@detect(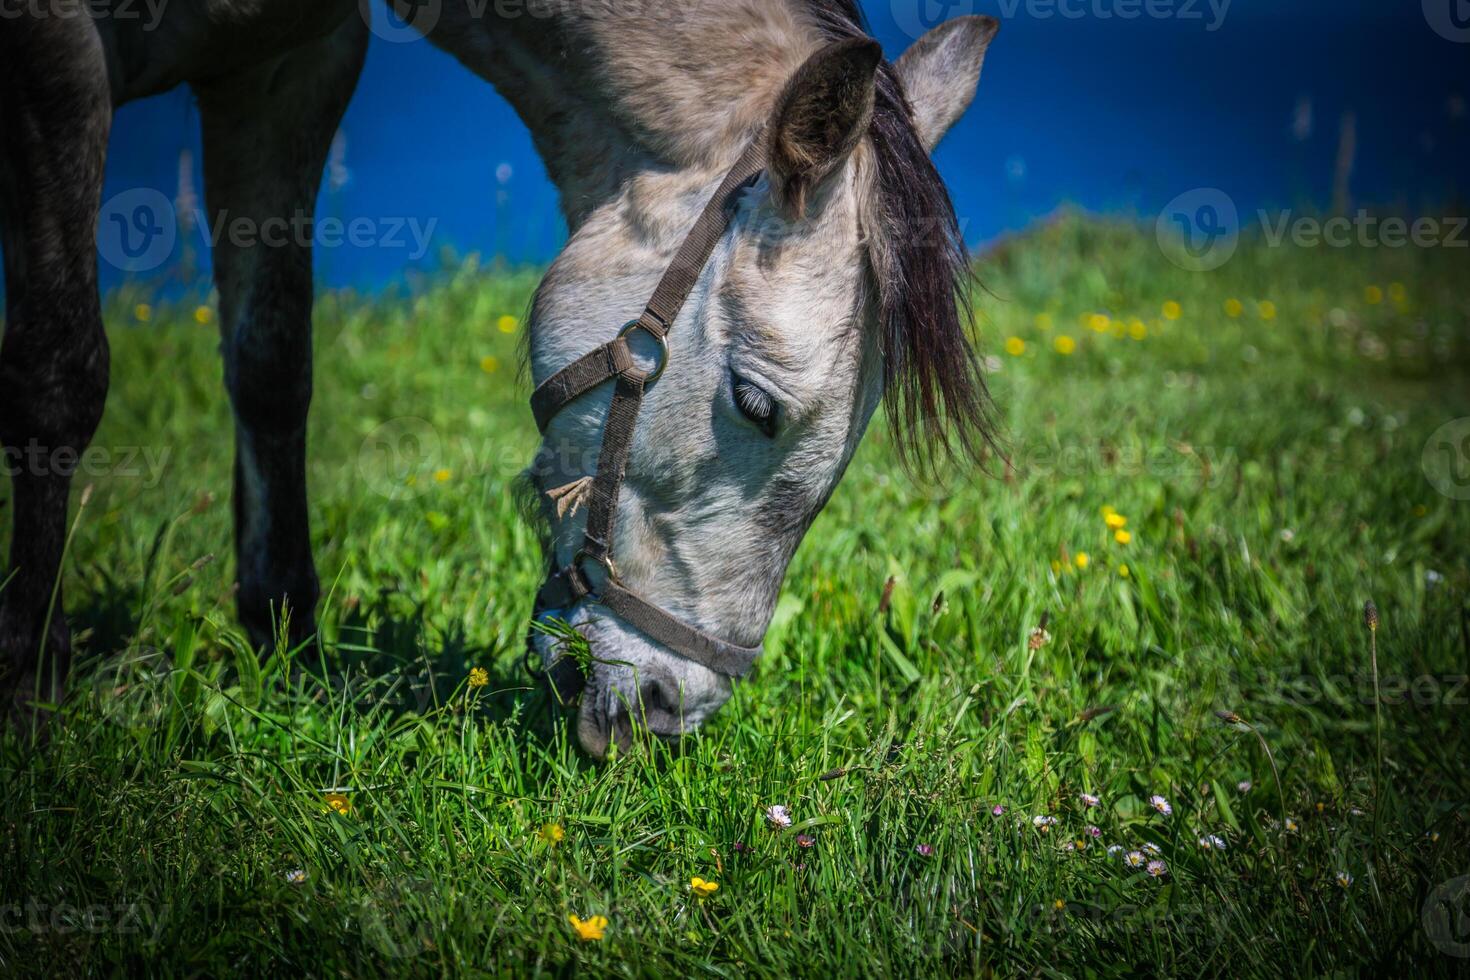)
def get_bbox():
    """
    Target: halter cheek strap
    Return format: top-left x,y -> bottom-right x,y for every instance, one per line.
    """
528,132 -> 769,681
